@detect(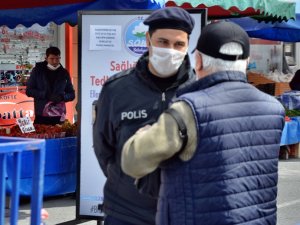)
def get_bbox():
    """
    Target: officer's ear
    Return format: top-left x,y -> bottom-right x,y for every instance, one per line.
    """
146,32 -> 151,48
195,52 -> 206,79
195,52 -> 203,72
